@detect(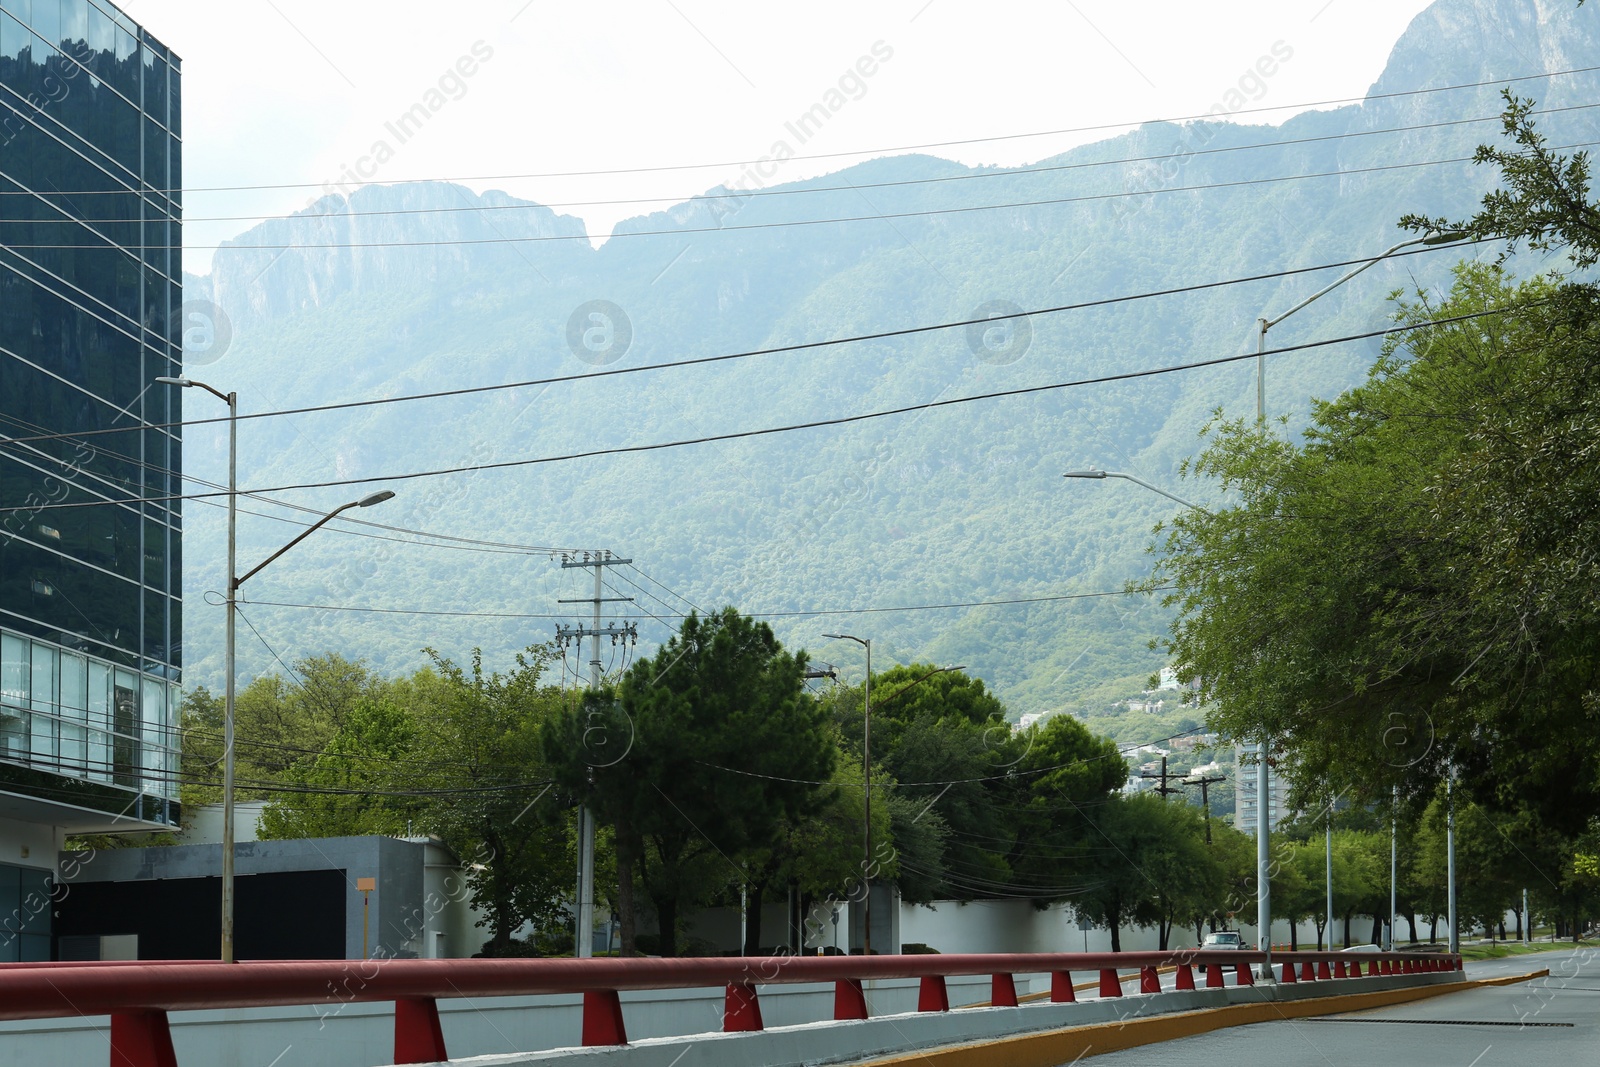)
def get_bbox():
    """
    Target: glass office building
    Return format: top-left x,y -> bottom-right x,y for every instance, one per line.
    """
0,0 -> 182,957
